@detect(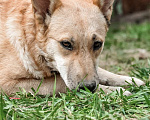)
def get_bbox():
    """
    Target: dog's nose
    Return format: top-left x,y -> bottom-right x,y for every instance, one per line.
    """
78,81 -> 97,93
